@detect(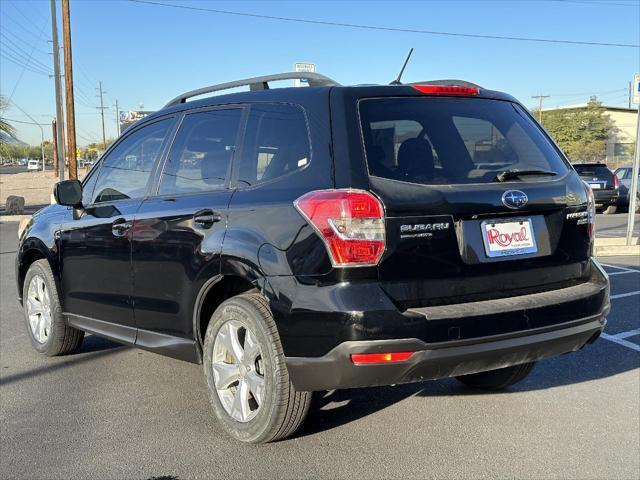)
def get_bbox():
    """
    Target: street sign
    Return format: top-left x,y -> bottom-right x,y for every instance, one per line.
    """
633,73 -> 640,105
294,62 -> 316,88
